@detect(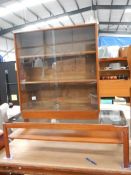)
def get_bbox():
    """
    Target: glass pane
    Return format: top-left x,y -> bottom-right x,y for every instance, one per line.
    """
16,25 -> 98,112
